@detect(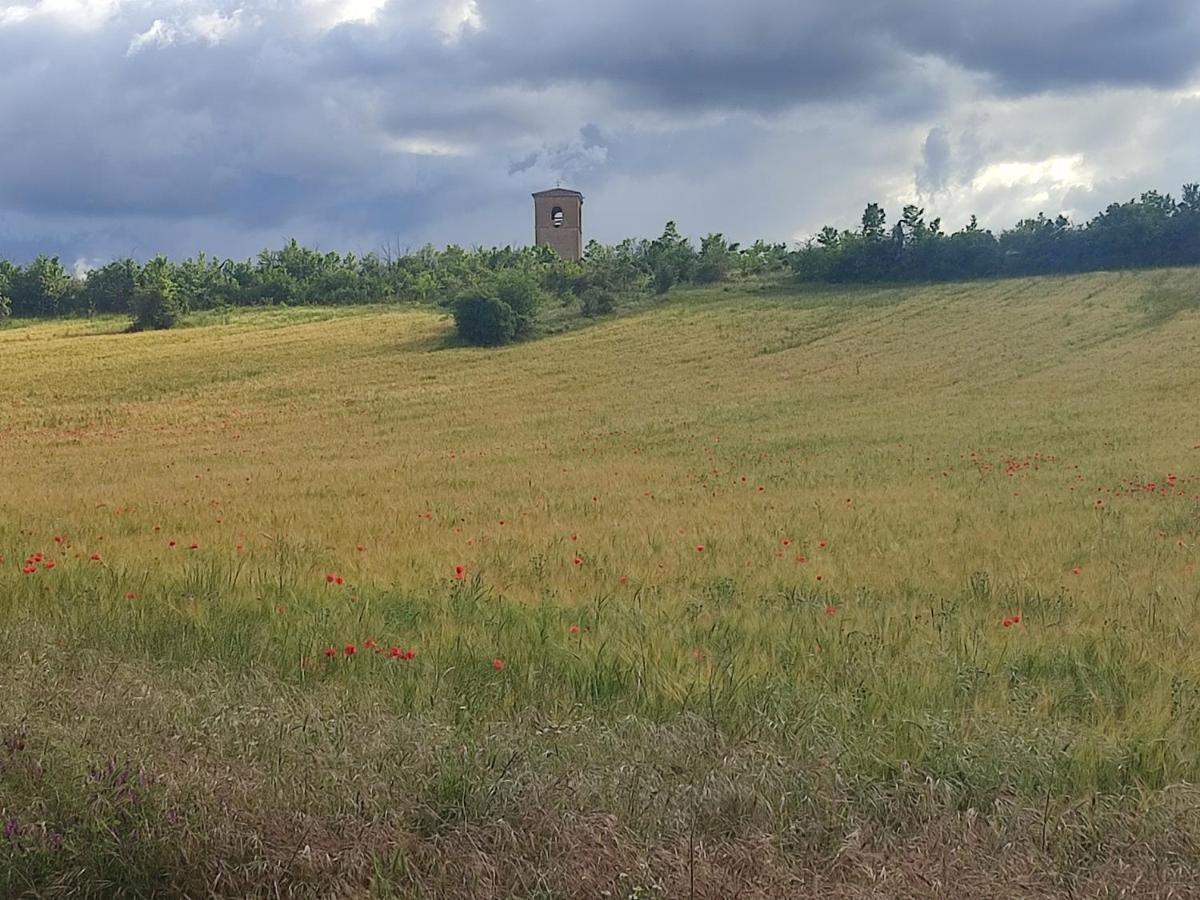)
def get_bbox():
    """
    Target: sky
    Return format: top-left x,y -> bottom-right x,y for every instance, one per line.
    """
1,0 -> 1199,266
